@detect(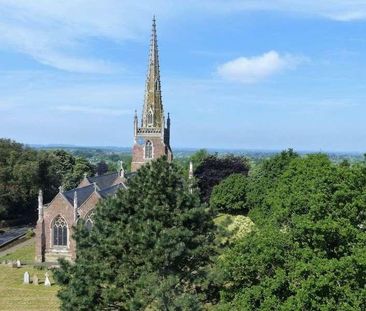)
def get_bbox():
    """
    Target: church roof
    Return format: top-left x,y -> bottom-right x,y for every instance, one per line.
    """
63,182 -> 125,207
63,184 -> 95,207
99,183 -> 126,198
87,172 -> 120,190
